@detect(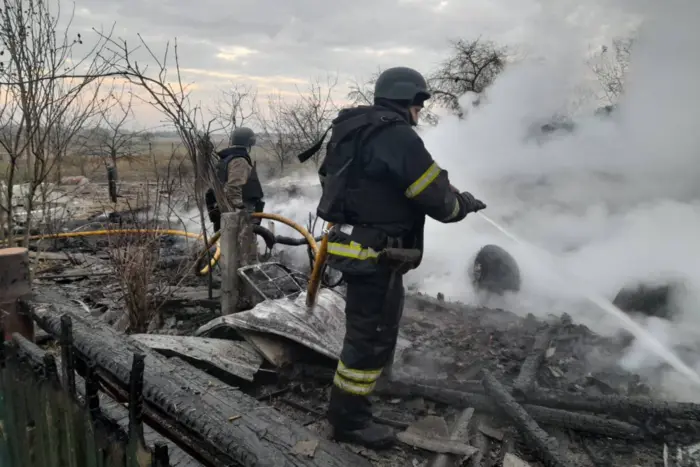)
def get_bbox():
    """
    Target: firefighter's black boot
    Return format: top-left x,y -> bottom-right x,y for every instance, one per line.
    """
328,386 -> 397,450
333,422 -> 397,450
